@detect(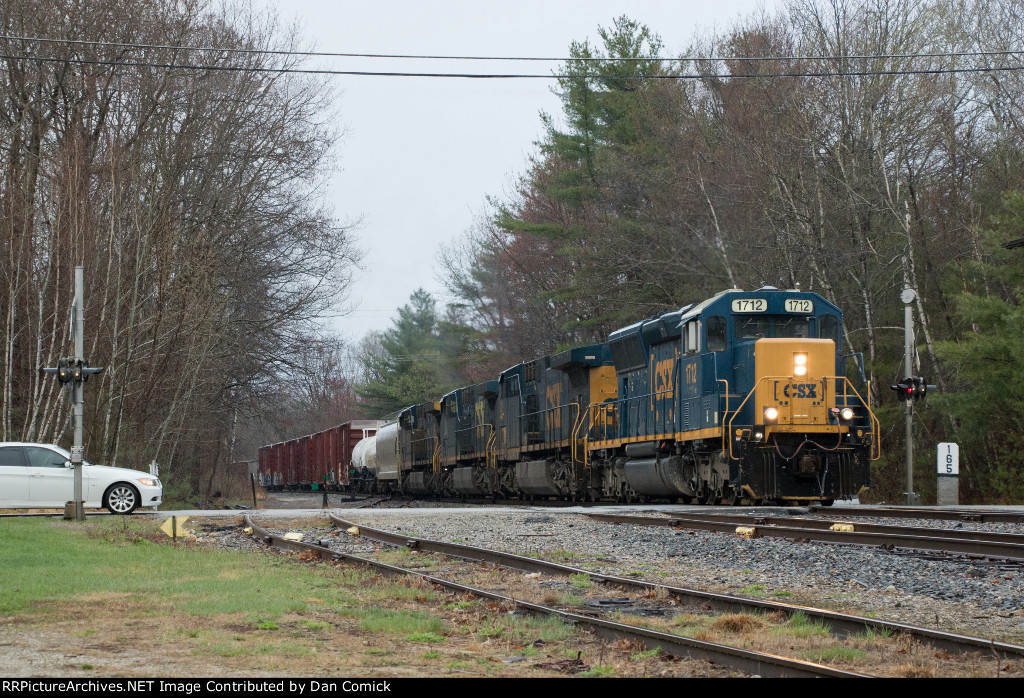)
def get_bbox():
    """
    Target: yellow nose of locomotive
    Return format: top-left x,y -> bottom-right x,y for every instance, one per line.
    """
755,338 -> 836,427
